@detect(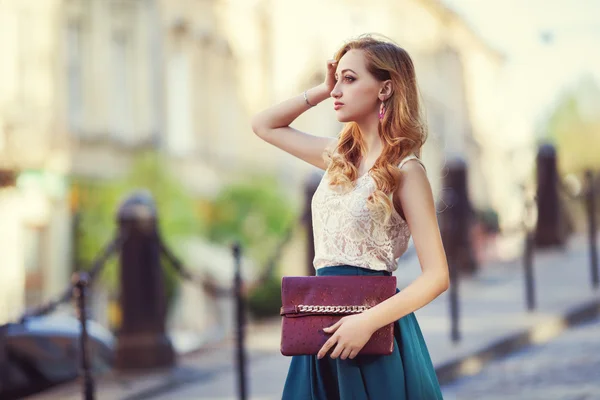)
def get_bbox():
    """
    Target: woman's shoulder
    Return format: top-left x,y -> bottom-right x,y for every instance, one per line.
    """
395,154 -> 431,202
397,153 -> 426,172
